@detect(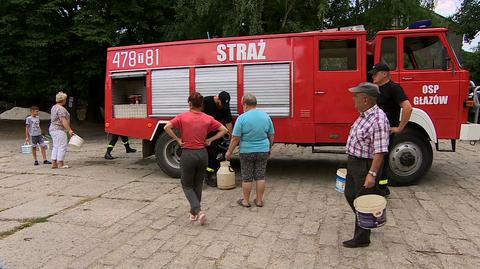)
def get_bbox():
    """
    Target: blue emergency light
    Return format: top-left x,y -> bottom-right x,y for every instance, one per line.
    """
408,19 -> 432,29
